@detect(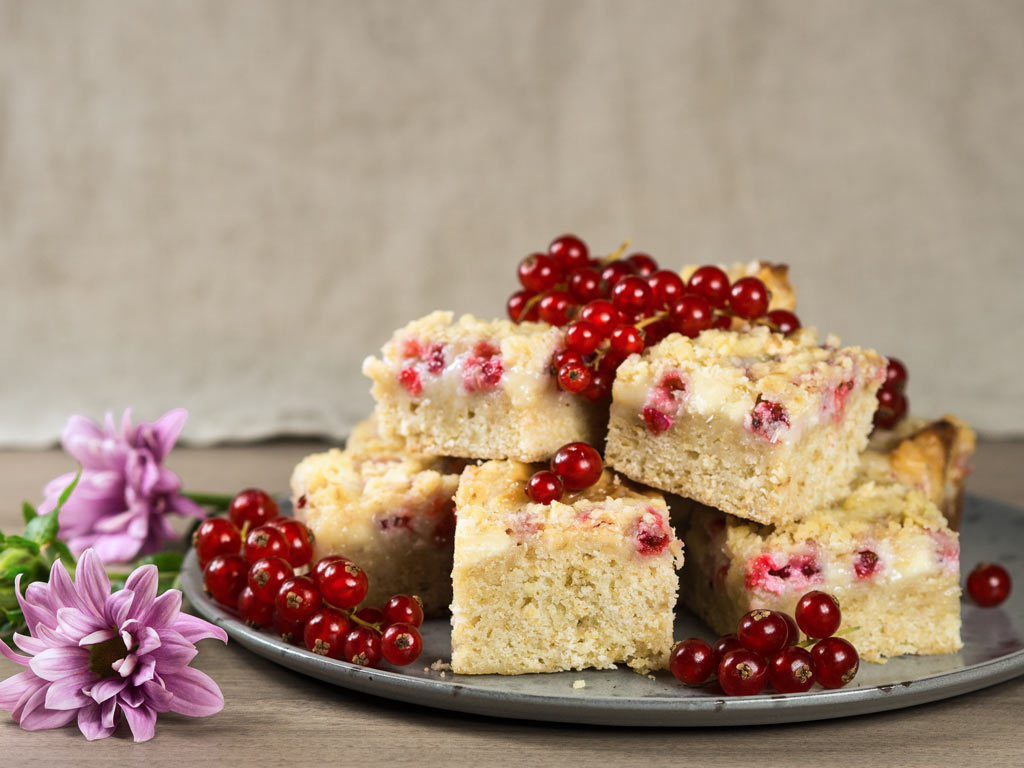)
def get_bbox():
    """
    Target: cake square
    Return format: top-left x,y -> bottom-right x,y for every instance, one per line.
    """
677,482 -> 962,662
449,460 -> 683,675
605,326 -> 887,526
363,311 -> 604,462
290,417 -> 464,617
